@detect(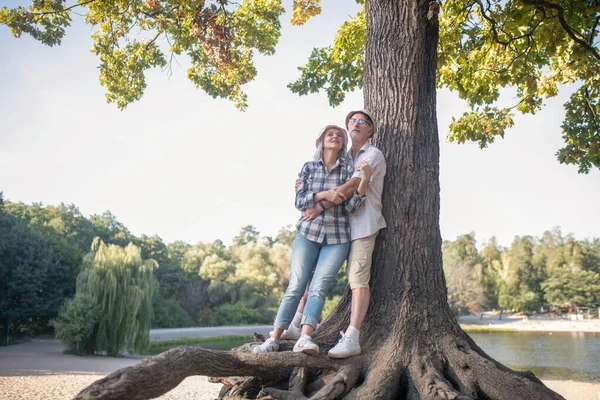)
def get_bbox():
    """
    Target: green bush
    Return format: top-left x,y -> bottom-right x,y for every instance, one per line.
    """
152,295 -> 194,328
322,295 -> 342,320
199,303 -> 275,326
51,294 -> 99,355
